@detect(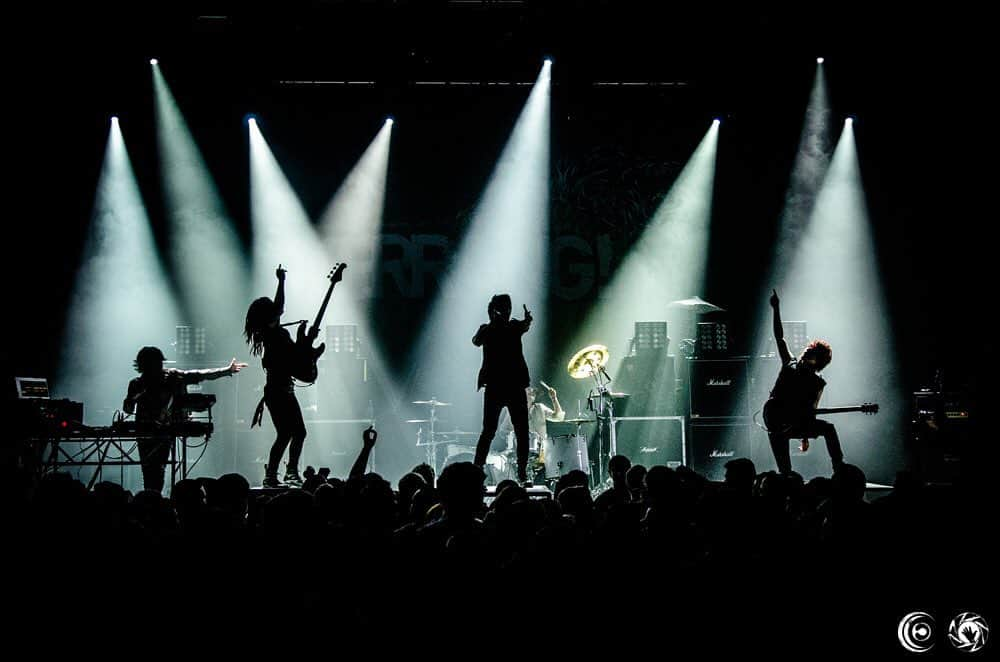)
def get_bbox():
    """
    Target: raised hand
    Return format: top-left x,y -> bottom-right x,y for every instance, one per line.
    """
228,358 -> 248,375
769,289 -> 779,309
540,380 -> 556,396
363,425 -> 378,448
523,304 -> 533,322
276,264 -> 287,281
